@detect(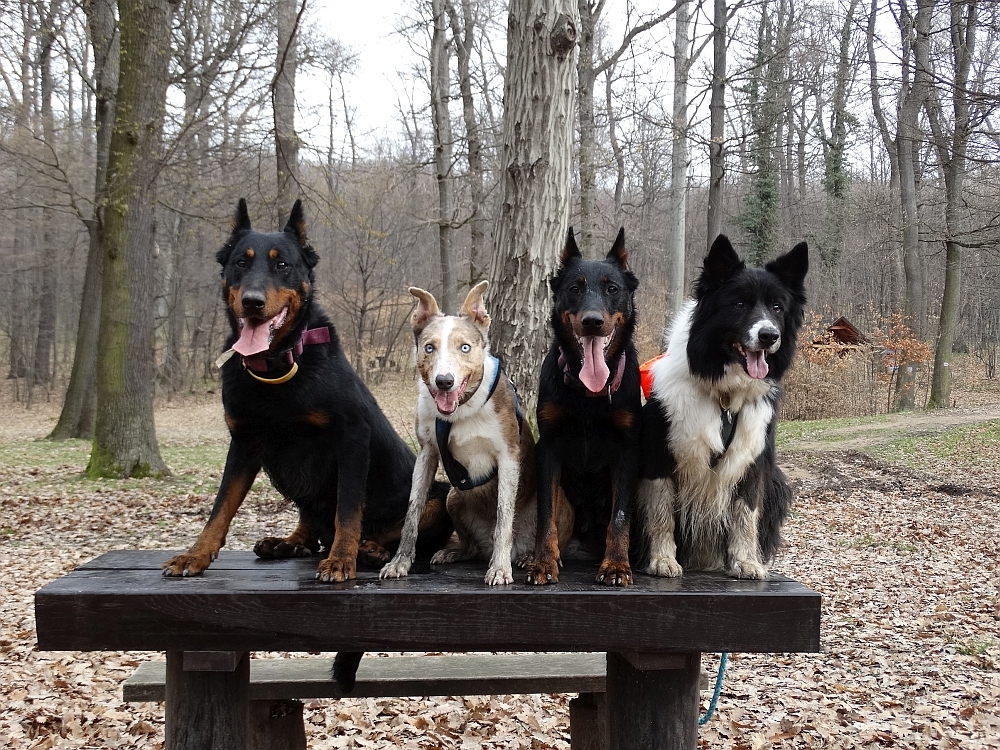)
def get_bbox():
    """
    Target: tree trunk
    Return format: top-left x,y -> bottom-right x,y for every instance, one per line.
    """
447,0 -> 487,287
926,0 -> 976,409
88,0 -> 174,478
488,0 -> 579,413
50,0 -> 118,439
430,0 -> 456,313
274,0 -> 299,208
706,0 -> 727,250
665,0 -> 690,319
576,0 -> 598,257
